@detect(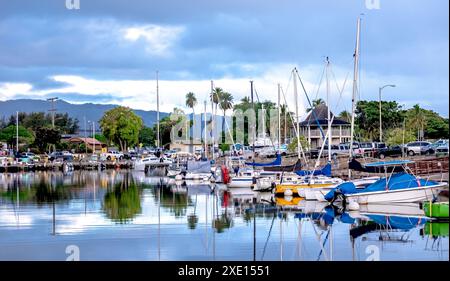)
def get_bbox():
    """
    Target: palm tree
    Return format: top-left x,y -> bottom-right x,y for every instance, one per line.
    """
210,87 -> 224,145
338,110 -> 351,123
218,92 -> 234,141
306,98 -> 325,112
408,104 -> 427,140
185,92 -> 197,148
